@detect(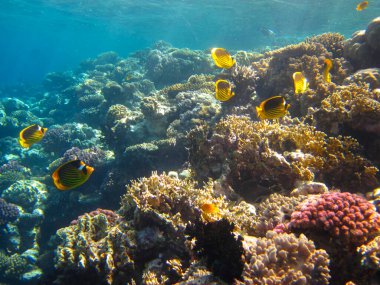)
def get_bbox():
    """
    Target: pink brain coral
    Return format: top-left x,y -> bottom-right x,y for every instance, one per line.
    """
289,192 -> 380,246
